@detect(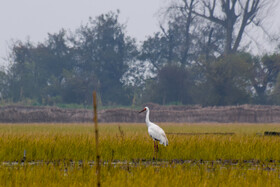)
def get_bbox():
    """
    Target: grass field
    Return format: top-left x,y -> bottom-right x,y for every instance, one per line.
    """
0,123 -> 280,186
